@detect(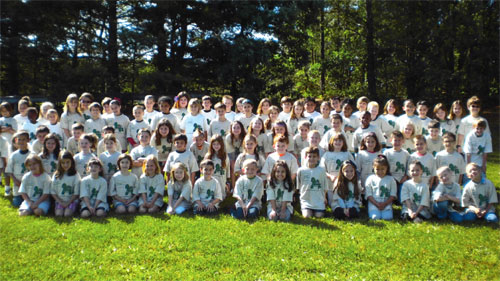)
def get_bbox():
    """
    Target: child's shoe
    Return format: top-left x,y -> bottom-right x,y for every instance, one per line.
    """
413,217 -> 423,224
4,186 -> 11,196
